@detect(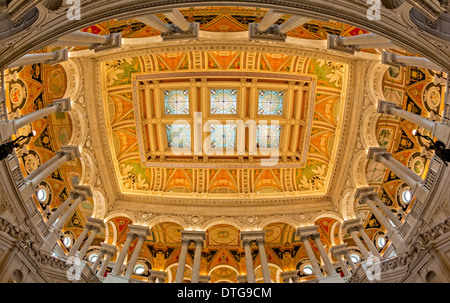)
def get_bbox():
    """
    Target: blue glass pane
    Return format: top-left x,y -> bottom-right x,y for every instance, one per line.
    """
166,124 -> 191,148
257,125 -> 281,148
258,90 -> 284,115
164,90 -> 189,114
210,89 -> 237,114
210,124 -> 236,148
